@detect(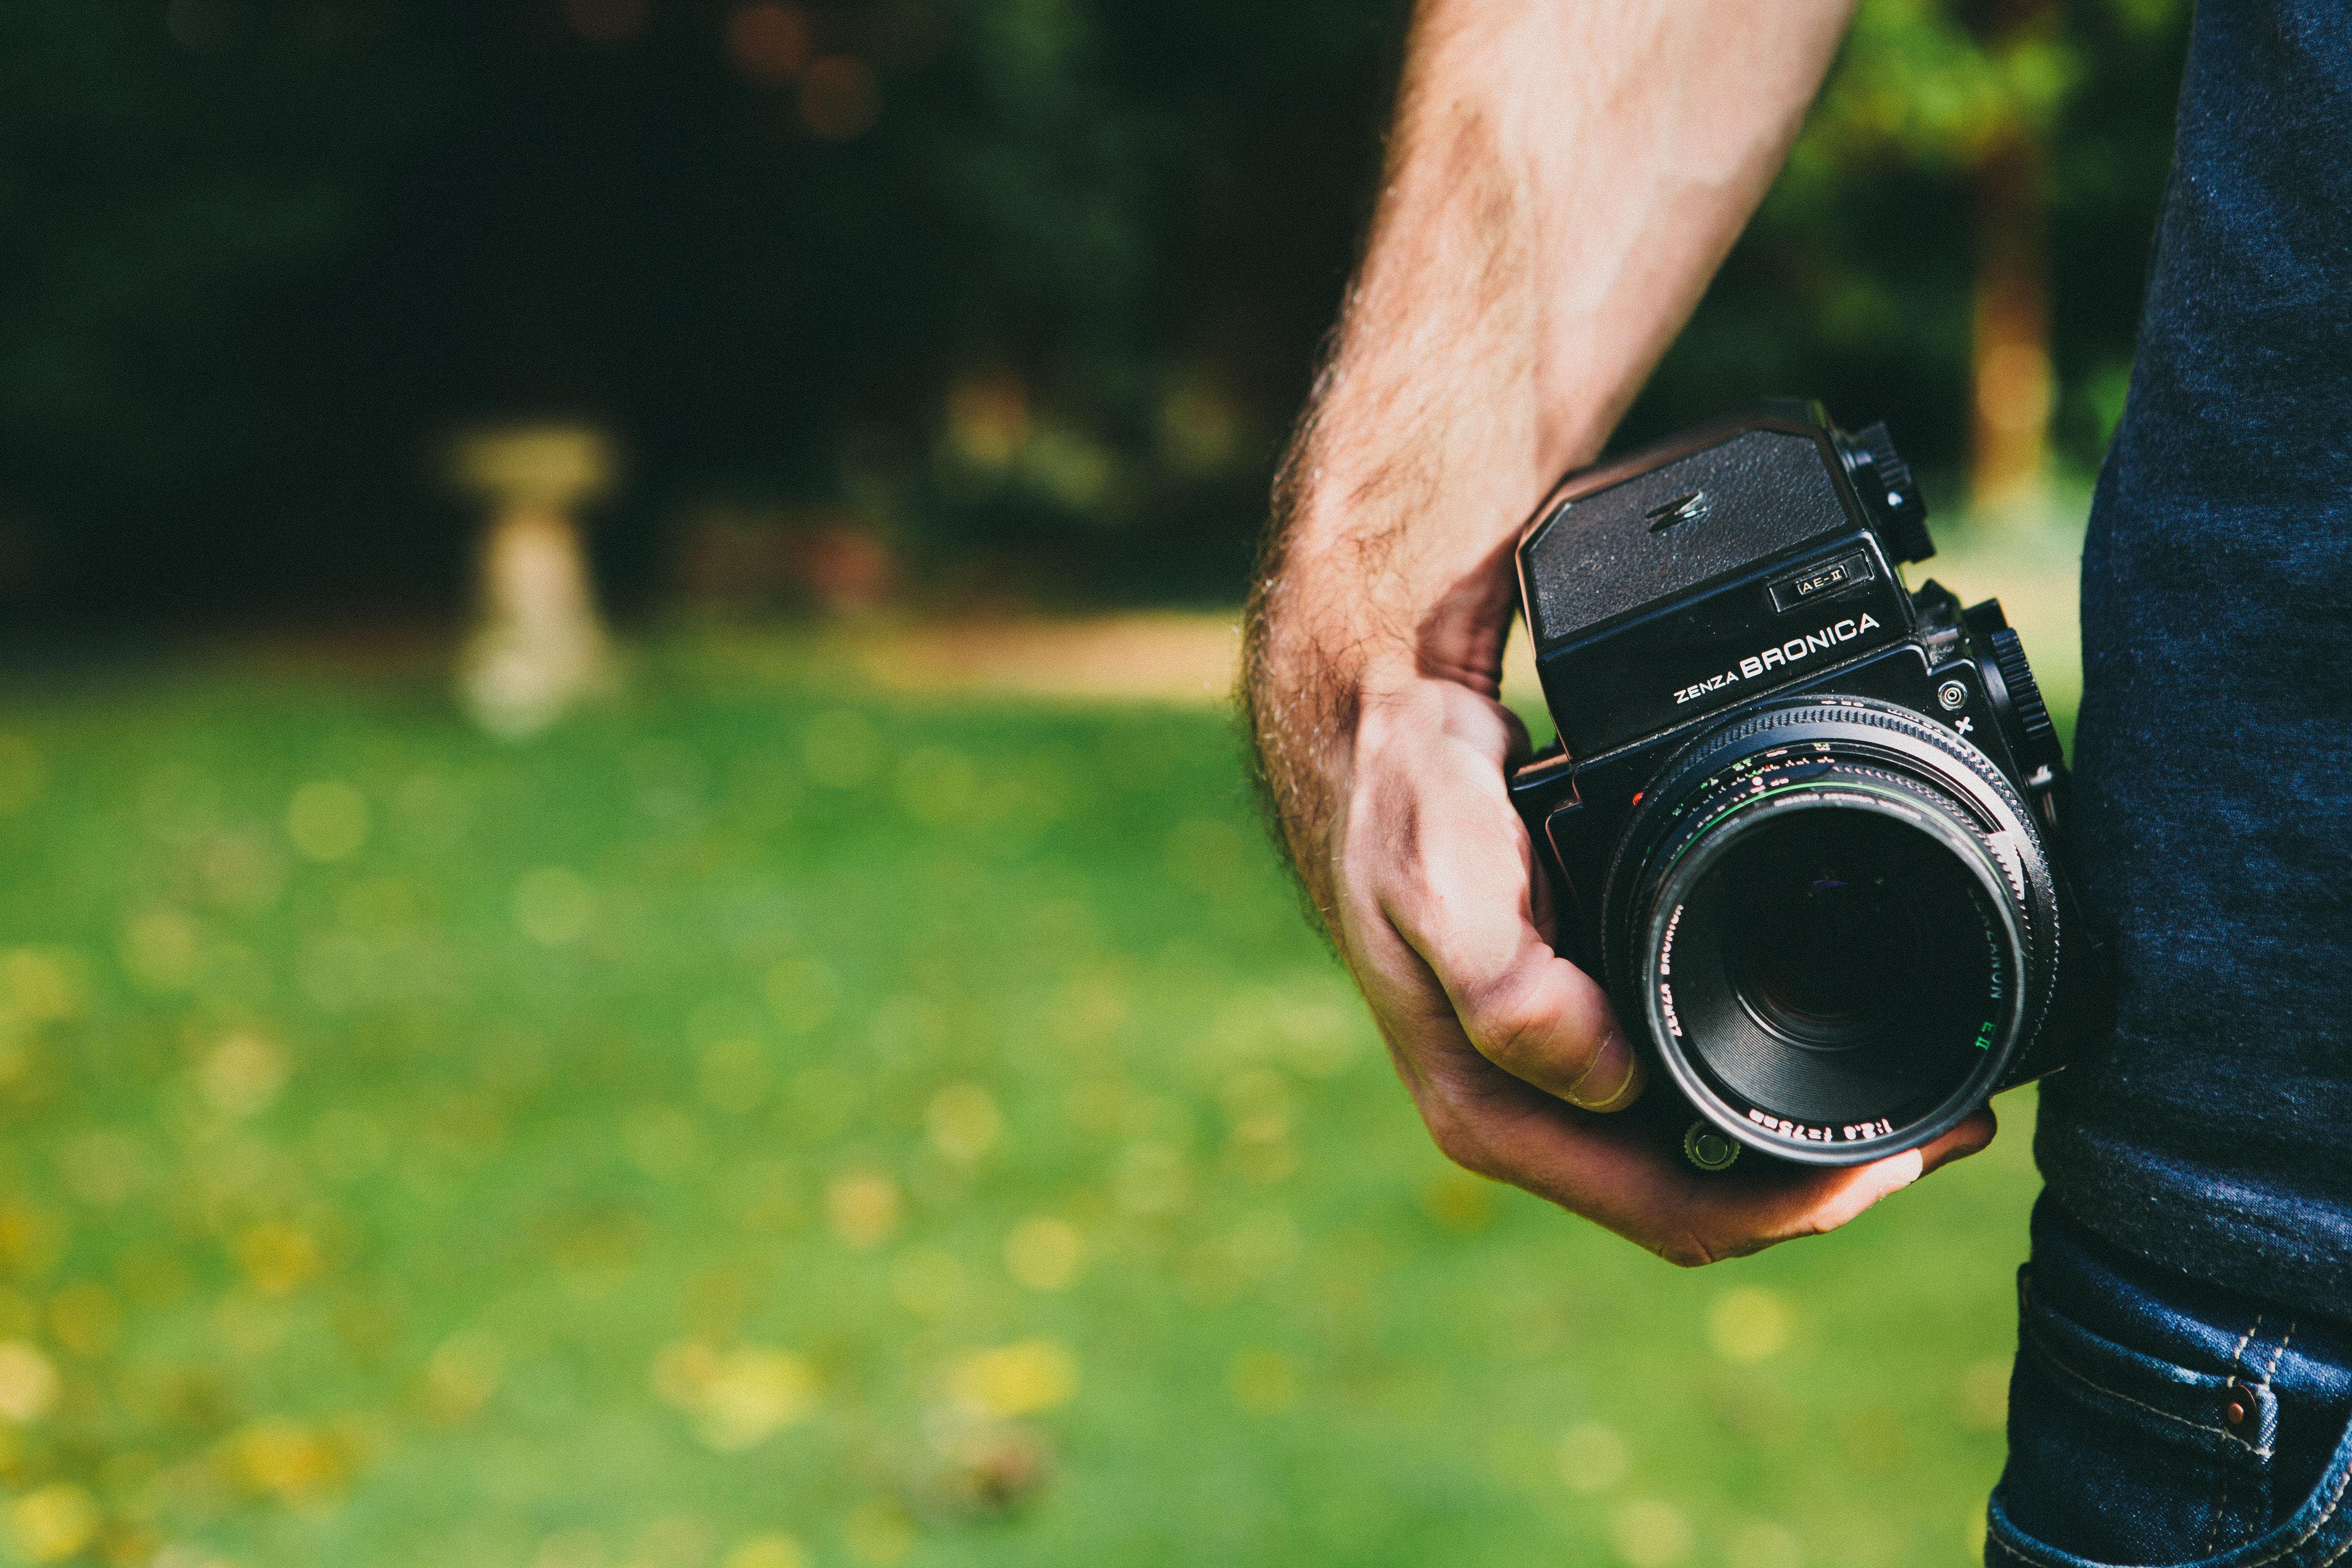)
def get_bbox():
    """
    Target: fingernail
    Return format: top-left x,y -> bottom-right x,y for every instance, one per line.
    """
1566,1030 -> 1640,1110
